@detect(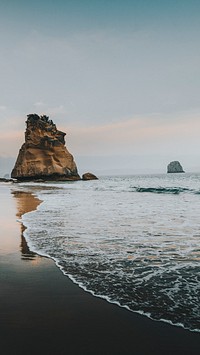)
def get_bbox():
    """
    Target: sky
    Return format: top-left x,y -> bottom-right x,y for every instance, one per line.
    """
0,0 -> 200,175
